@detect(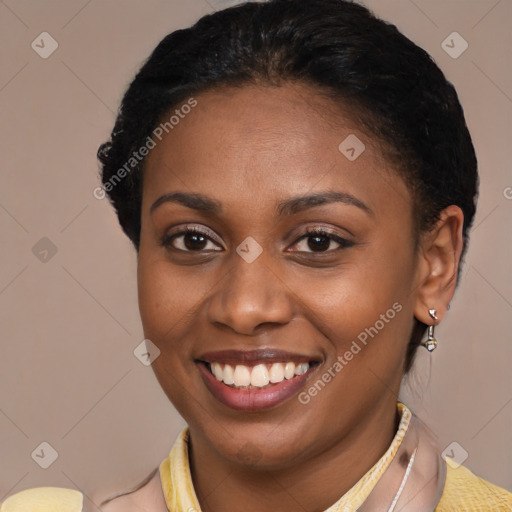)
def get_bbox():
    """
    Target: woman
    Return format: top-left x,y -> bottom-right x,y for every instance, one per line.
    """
2,0 -> 511,510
